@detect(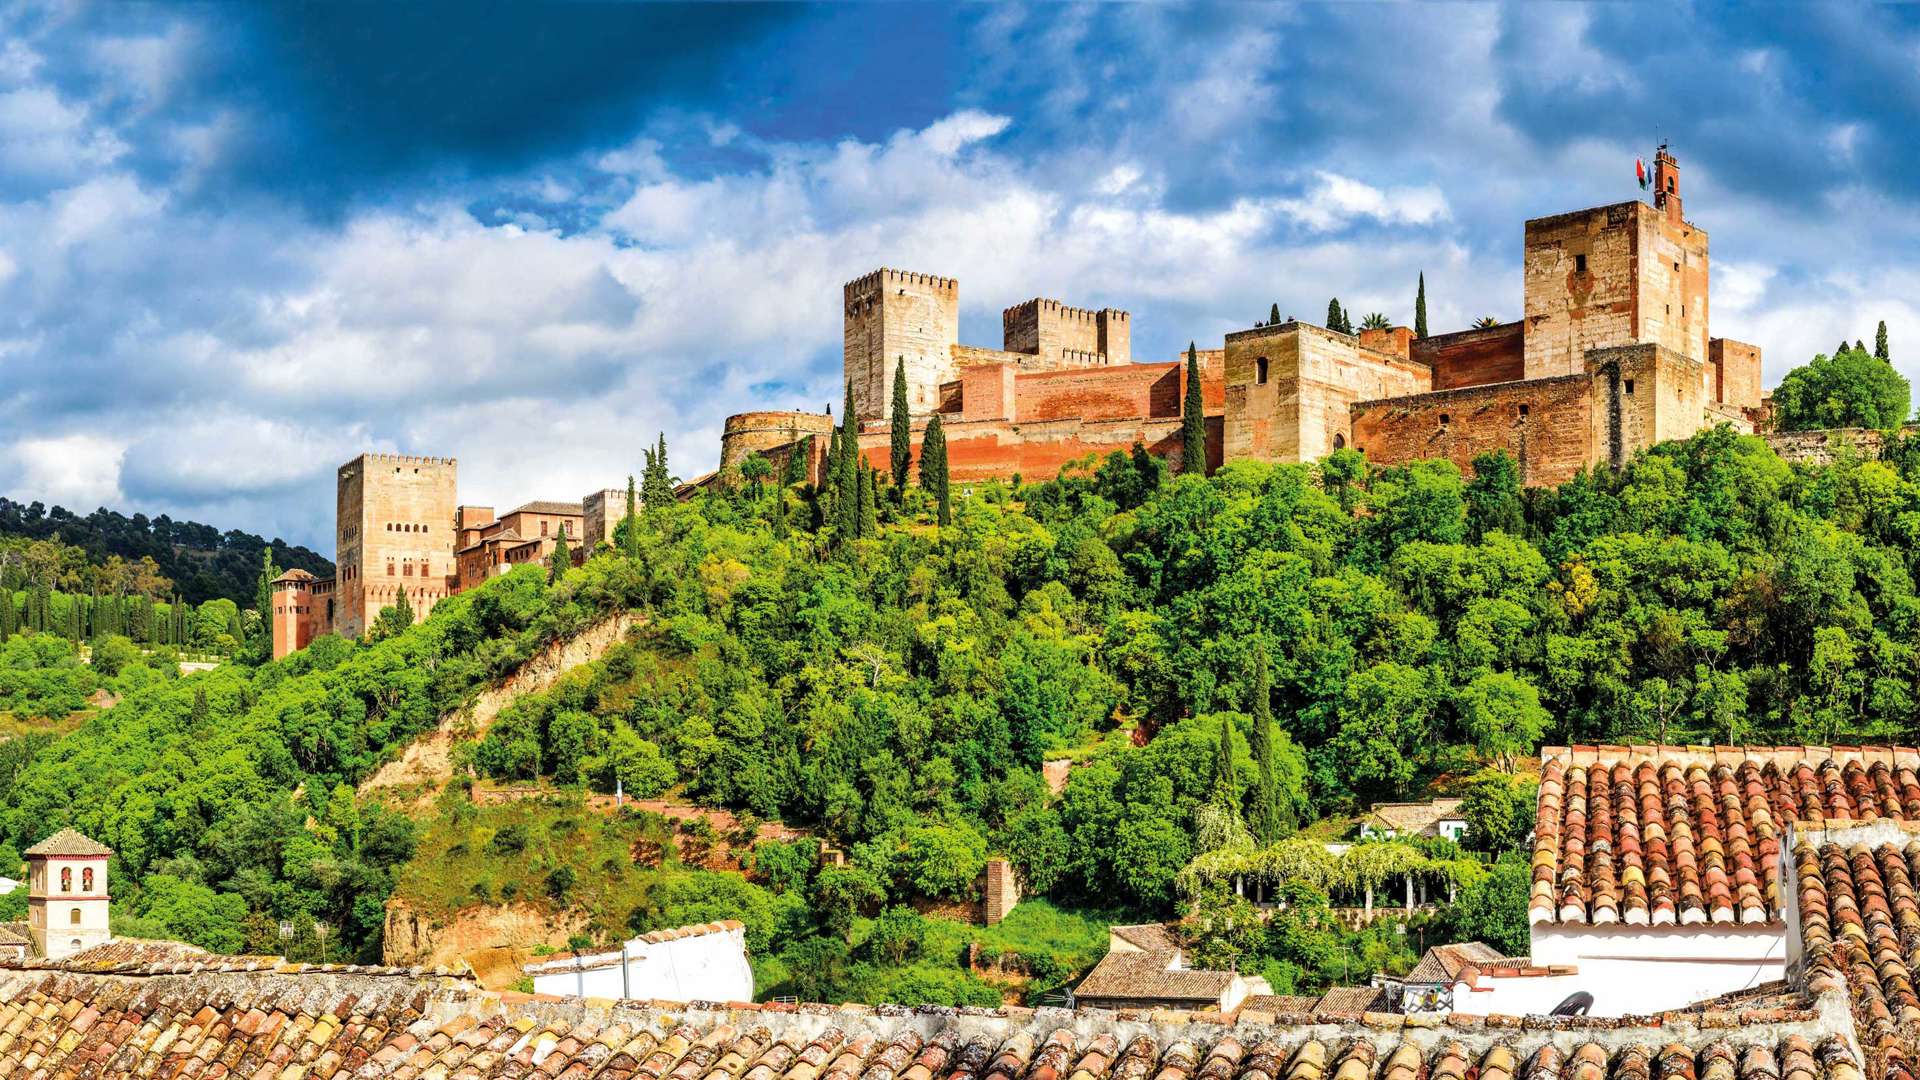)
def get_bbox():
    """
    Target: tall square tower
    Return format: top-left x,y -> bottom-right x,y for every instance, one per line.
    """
1521,149 -> 1708,379
335,453 -> 458,639
844,269 -> 960,420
